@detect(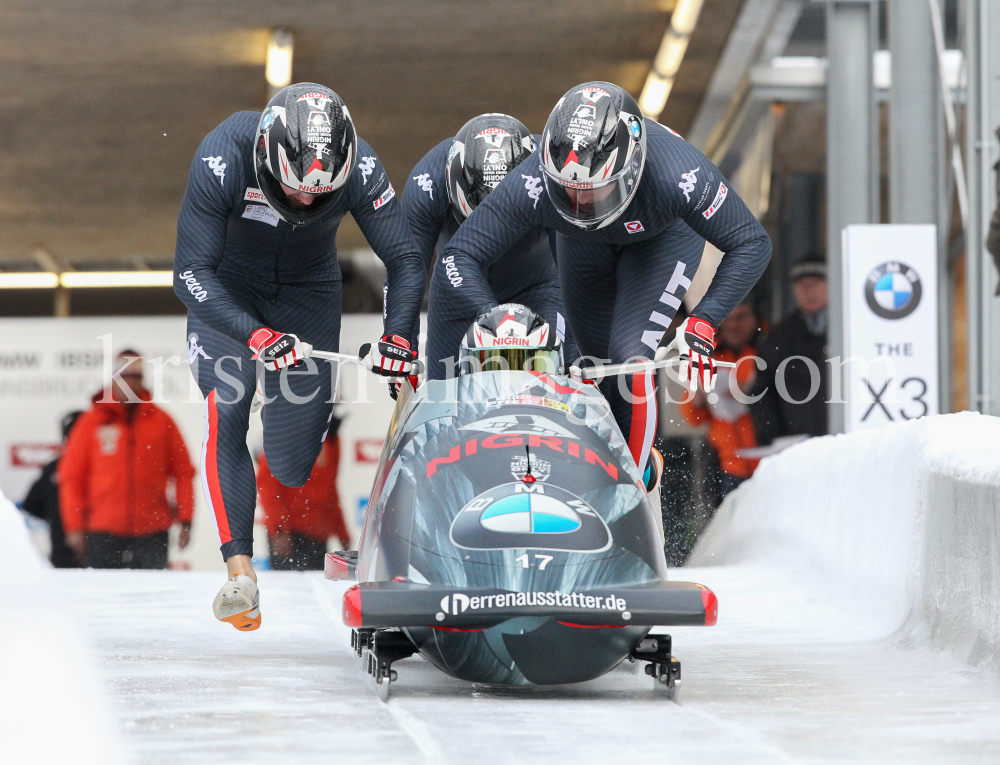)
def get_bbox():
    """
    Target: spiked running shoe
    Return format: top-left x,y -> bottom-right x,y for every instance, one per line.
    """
213,574 -> 261,631
643,446 -> 664,494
